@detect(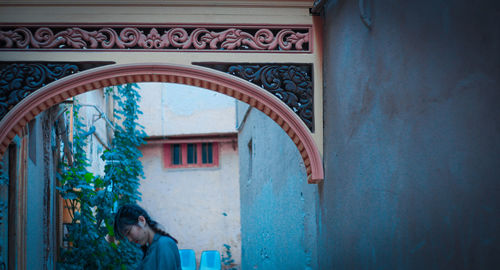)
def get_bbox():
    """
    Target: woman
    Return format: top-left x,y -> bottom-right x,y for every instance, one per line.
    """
114,204 -> 181,270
